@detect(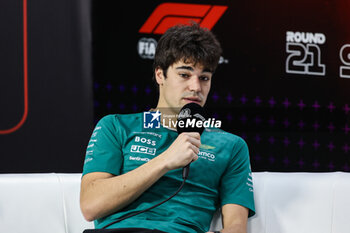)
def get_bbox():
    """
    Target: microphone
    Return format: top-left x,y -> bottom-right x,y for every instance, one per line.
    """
176,103 -> 206,179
